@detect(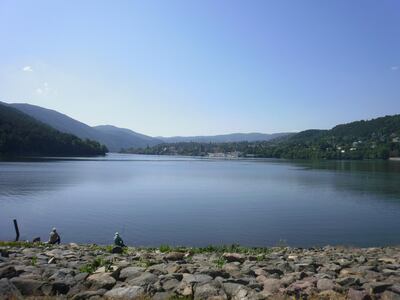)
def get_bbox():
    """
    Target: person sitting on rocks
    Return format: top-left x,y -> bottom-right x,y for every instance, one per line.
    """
48,227 -> 61,244
114,232 -> 126,247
